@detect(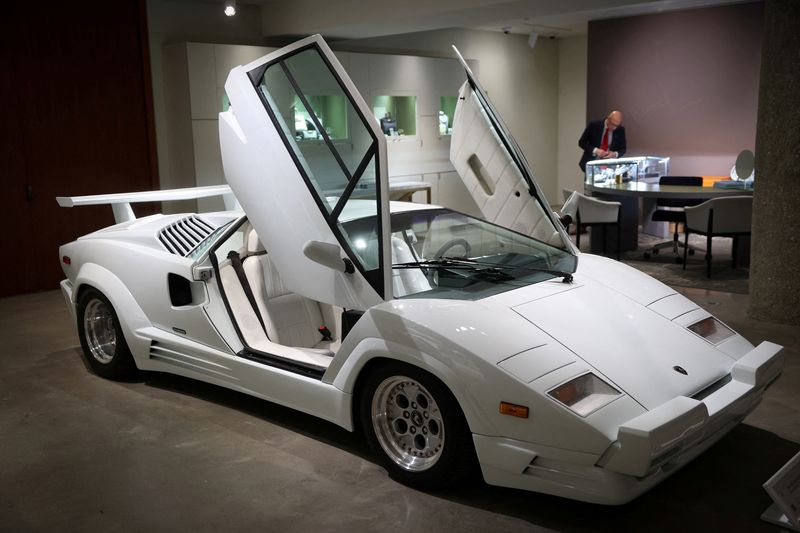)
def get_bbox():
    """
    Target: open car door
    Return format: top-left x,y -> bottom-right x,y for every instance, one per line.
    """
220,35 -> 391,311
449,47 -> 573,252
